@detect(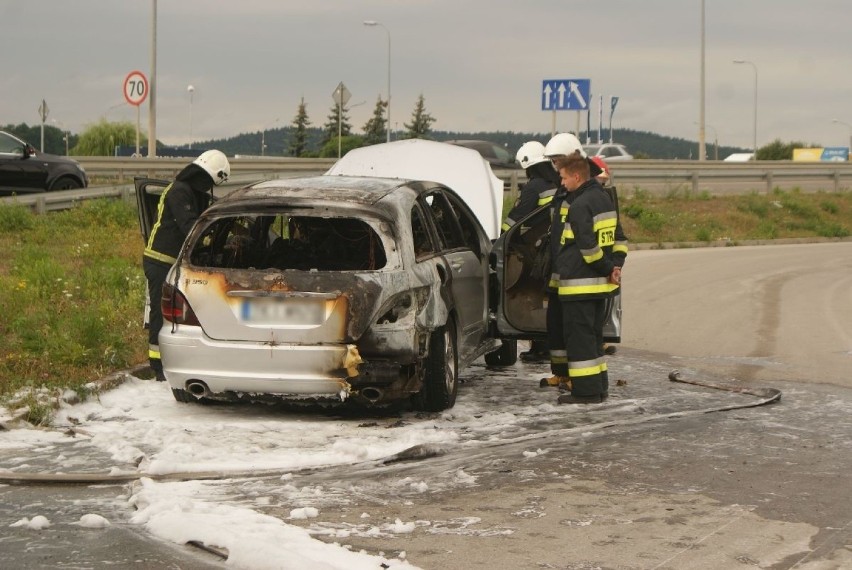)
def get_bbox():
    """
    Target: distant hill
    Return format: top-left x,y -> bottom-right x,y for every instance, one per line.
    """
198,127 -> 747,161
4,120 -> 744,160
